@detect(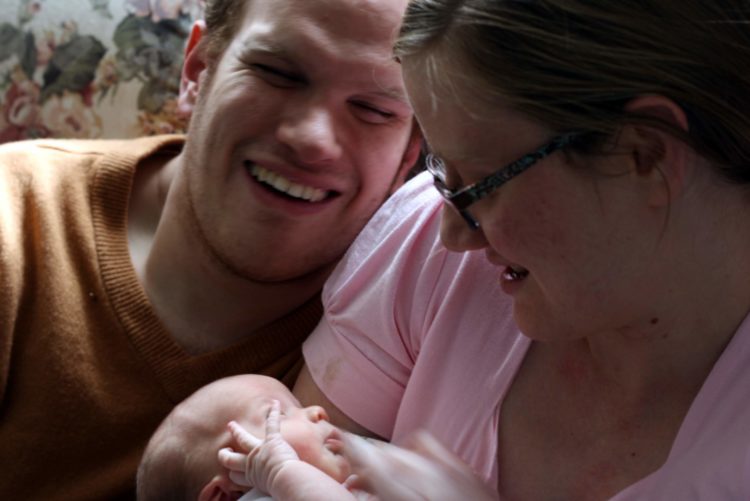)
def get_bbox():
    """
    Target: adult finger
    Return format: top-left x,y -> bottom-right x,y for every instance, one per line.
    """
343,473 -> 365,491
343,433 -> 461,500
341,434 -> 400,493
409,430 -> 482,478
405,430 -> 470,470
